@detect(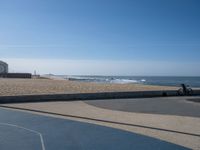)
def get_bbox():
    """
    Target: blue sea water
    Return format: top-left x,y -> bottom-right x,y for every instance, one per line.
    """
58,76 -> 200,88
